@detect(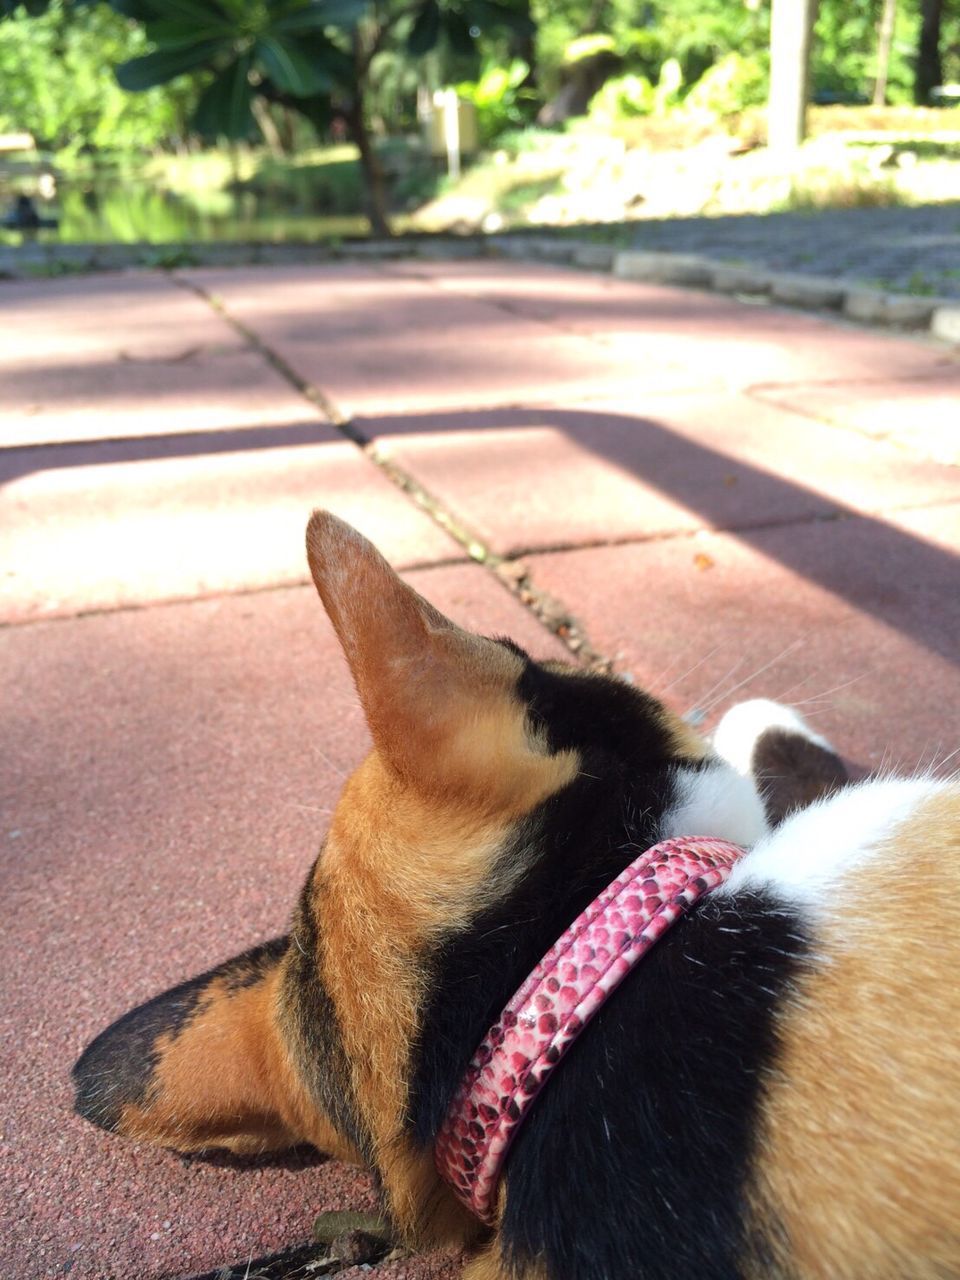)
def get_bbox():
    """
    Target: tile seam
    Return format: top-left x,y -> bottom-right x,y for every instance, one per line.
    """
170,271 -> 614,669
